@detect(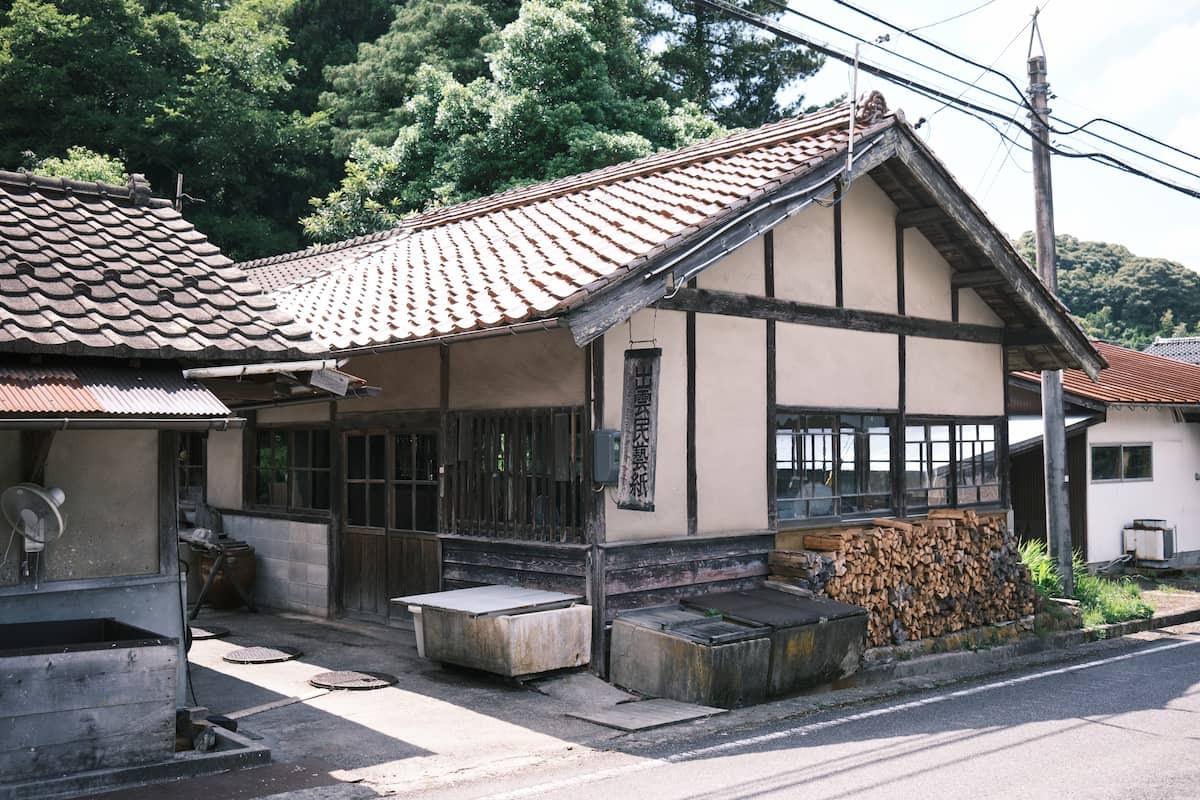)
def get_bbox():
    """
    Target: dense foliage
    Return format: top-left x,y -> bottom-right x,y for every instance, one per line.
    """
0,0 -> 819,259
303,0 -> 723,242
1016,233 -> 1200,350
